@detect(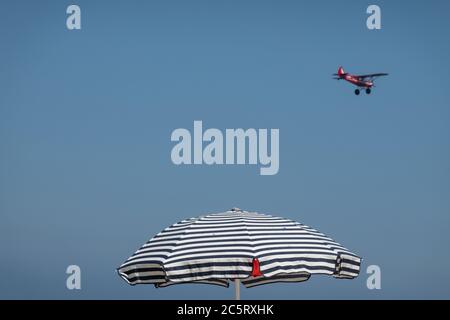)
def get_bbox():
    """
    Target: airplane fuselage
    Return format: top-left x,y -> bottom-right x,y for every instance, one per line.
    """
343,74 -> 373,88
